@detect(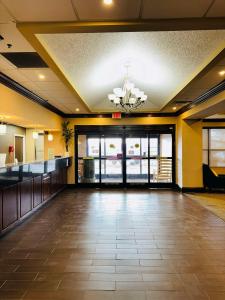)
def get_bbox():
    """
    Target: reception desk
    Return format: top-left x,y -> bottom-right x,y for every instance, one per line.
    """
0,157 -> 72,236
